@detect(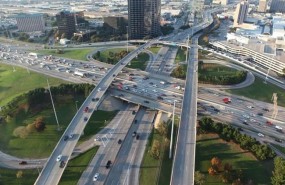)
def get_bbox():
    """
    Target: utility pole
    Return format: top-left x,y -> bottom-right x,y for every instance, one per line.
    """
47,79 -> 60,131
169,100 -> 177,158
185,34 -> 190,64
